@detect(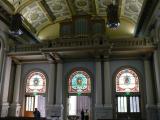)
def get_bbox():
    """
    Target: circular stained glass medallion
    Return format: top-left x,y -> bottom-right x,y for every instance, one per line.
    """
68,70 -> 91,94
